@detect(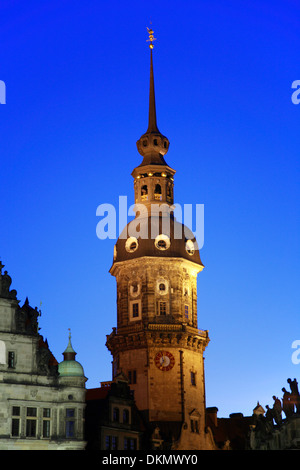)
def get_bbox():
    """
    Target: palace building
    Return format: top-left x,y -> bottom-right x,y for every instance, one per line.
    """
0,262 -> 87,450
